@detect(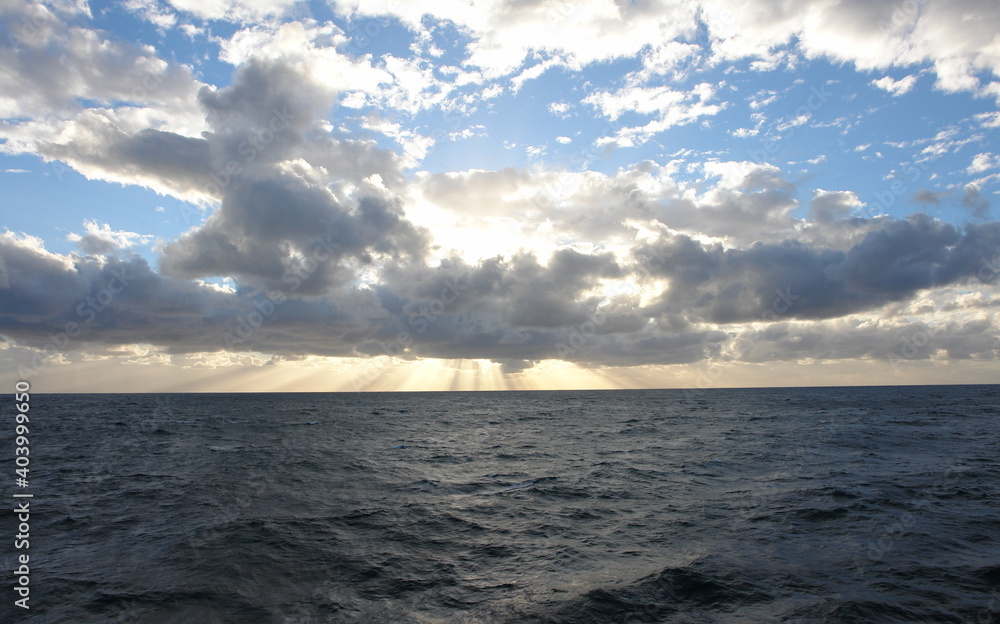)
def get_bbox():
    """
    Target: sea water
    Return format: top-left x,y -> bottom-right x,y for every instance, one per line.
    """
3,385 -> 999,623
